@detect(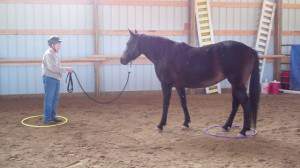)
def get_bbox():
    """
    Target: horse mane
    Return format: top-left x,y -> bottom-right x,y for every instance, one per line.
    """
139,34 -> 176,46
138,34 -> 192,60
